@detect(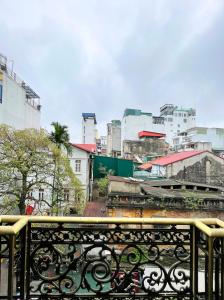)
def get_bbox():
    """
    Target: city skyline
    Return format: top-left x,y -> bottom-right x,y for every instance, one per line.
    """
0,0 -> 224,141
